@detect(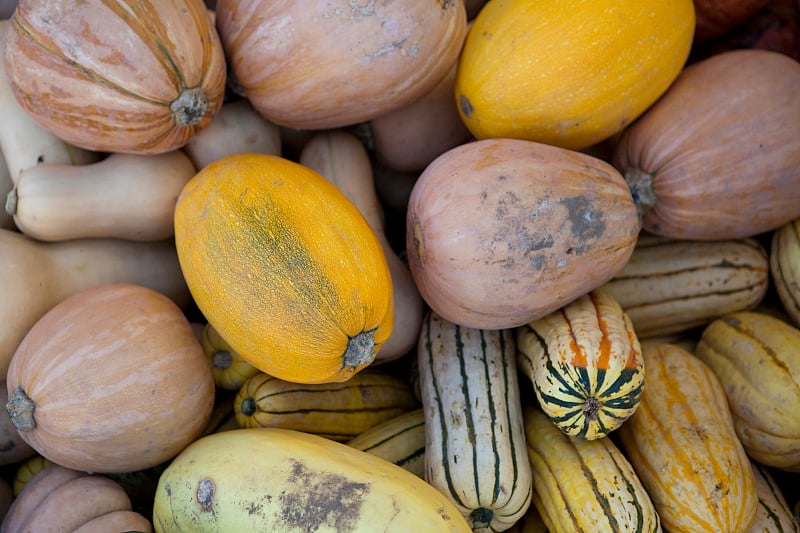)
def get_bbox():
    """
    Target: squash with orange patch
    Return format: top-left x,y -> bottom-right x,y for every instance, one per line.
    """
173,153 -> 394,384
515,289 -> 644,440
